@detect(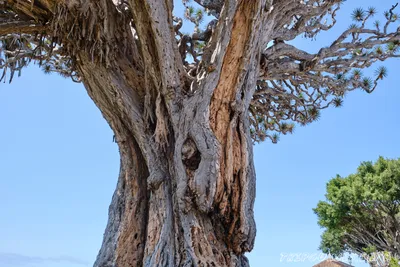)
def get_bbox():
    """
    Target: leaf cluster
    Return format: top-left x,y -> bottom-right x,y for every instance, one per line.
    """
314,157 -> 400,259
